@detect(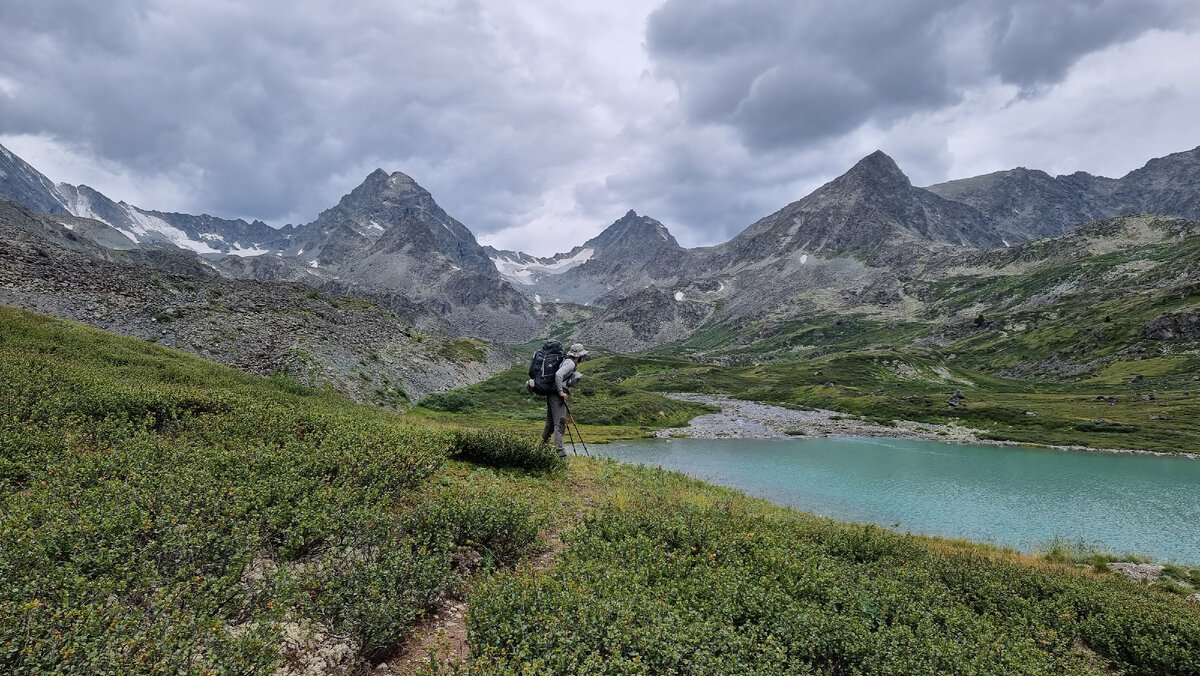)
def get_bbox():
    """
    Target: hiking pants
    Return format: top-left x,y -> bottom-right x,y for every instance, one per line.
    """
543,395 -> 569,456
